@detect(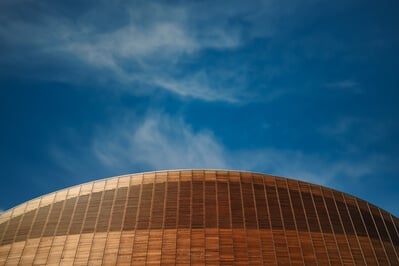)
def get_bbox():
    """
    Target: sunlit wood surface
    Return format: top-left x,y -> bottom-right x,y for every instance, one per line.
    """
1,170 -> 398,265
